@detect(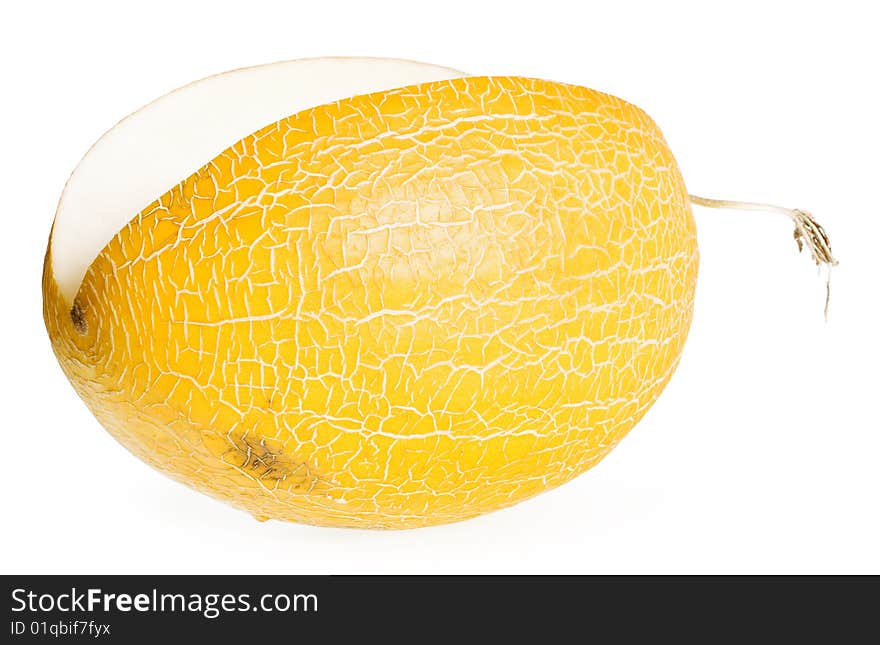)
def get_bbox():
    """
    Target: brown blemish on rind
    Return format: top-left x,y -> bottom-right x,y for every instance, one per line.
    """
70,300 -> 87,335
220,433 -> 324,492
